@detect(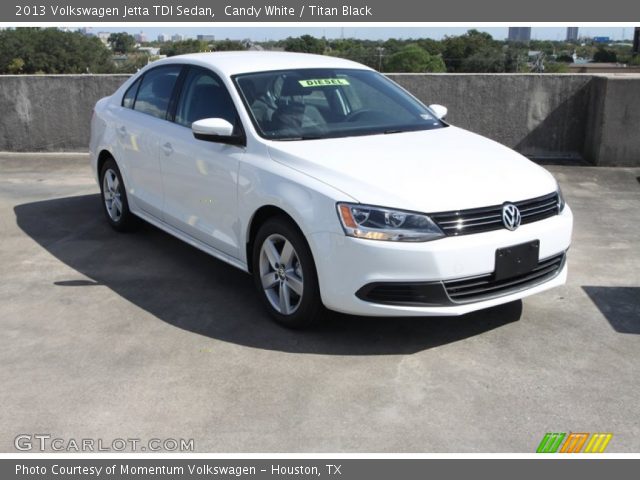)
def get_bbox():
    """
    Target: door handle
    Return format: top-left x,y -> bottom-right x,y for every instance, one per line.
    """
161,142 -> 174,155
116,126 -> 127,136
